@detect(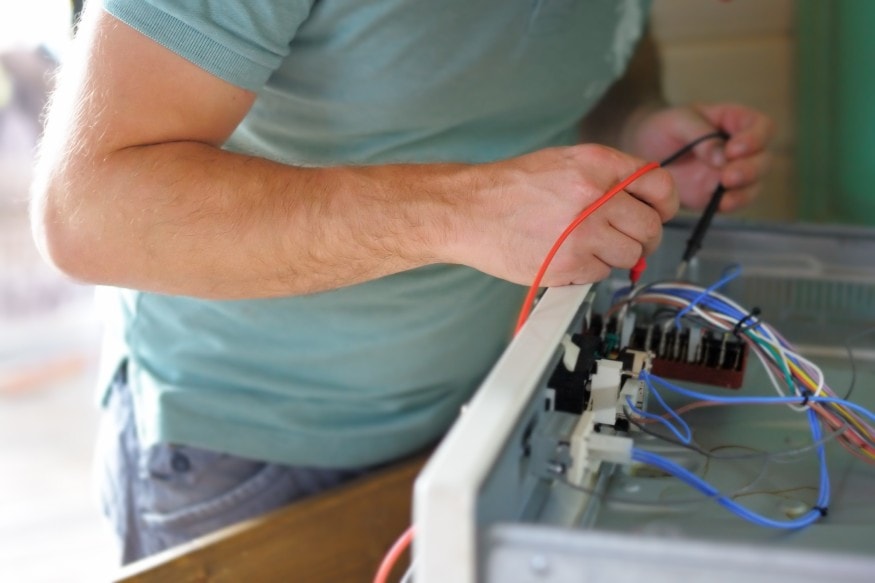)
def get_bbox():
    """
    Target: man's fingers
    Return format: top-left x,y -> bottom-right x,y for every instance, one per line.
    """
622,166 -> 679,222
602,193 -> 664,257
